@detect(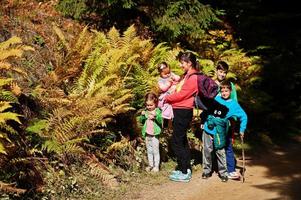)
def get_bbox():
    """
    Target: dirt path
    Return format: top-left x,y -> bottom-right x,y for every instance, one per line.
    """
135,136 -> 301,200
